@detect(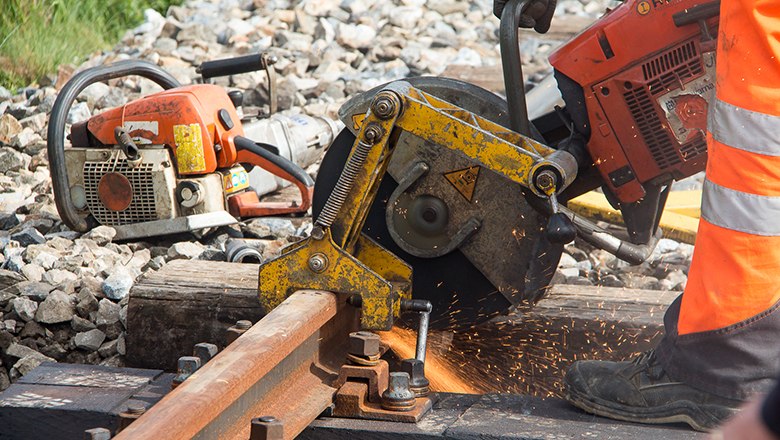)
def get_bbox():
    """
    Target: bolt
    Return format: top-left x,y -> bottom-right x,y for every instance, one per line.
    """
126,403 -> 147,415
400,358 -> 430,397
348,331 -> 381,358
363,124 -> 384,144
372,95 -> 396,119
226,320 -> 252,346
250,416 -> 283,440
308,253 -> 328,273
381,372 -> 416,412
193,342 -> 219,365
172,356 -> 201,389
310,226 -> 325,240
535,170 -> 557,194
83,428 -> 111,440
265,54 -> 279,65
